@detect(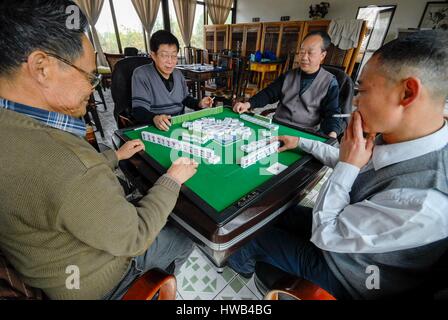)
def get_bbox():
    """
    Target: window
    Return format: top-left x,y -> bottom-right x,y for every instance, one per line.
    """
113,0 -> 146,53
151,5 -> 165,37
191,5 -> 205,48
353,5 -> 396,81
96,0 -> 119,53
207,1 -> 234,25
168,0 -> 205,50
